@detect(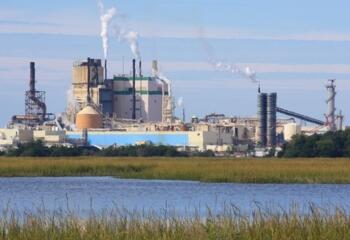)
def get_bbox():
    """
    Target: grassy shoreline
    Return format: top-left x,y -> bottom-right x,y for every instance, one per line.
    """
0,157 -> 350,183
0,206 -> 349,239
